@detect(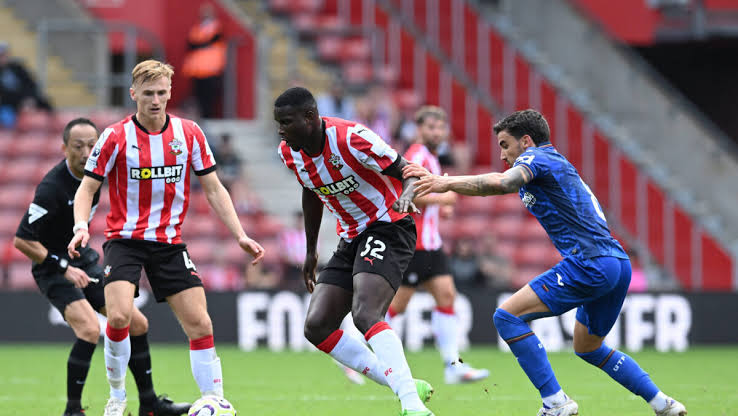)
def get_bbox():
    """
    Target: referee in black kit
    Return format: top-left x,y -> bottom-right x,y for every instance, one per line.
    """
13,118 -> 189,416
